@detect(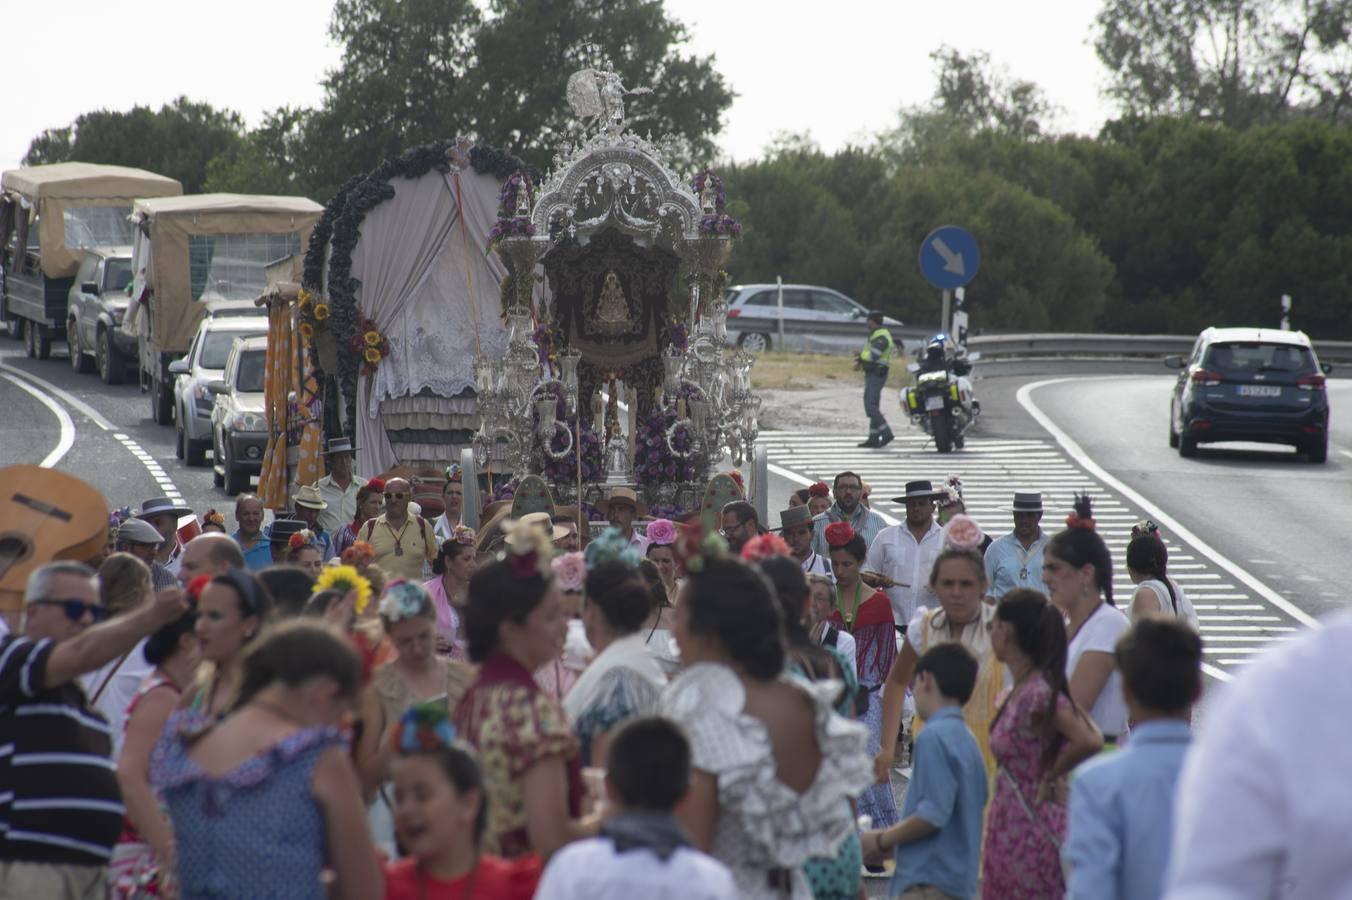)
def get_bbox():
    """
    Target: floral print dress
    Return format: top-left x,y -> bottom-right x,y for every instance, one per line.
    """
982,673 -> 1070,899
